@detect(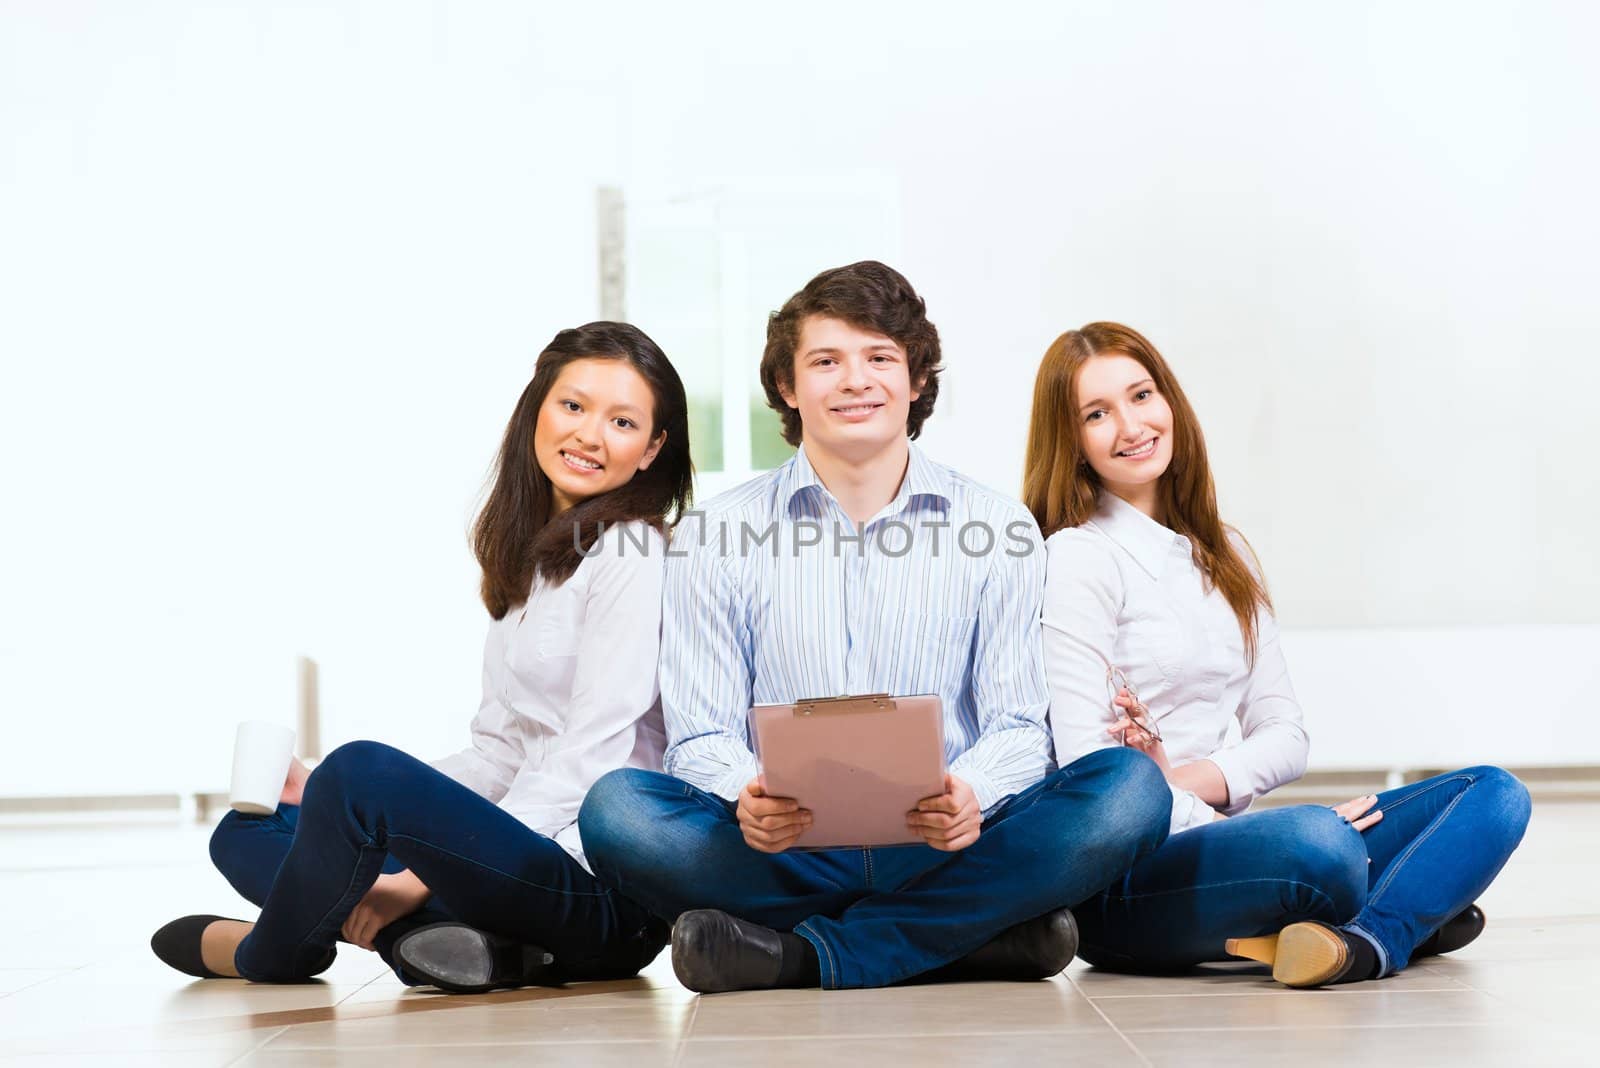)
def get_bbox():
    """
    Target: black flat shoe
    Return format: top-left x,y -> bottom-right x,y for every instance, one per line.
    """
921,908 -> 1079,983
150,914 -> 239,978
393,922 -> 559,994
1413,904 -> 1486,958
670,910 -> 787,994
